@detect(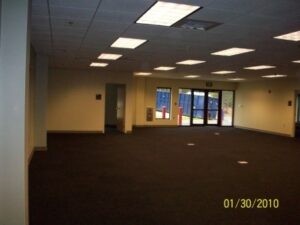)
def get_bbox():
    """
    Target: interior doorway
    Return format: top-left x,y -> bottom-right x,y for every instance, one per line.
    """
105,84 -> 126,133
178,89 -> 234,126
